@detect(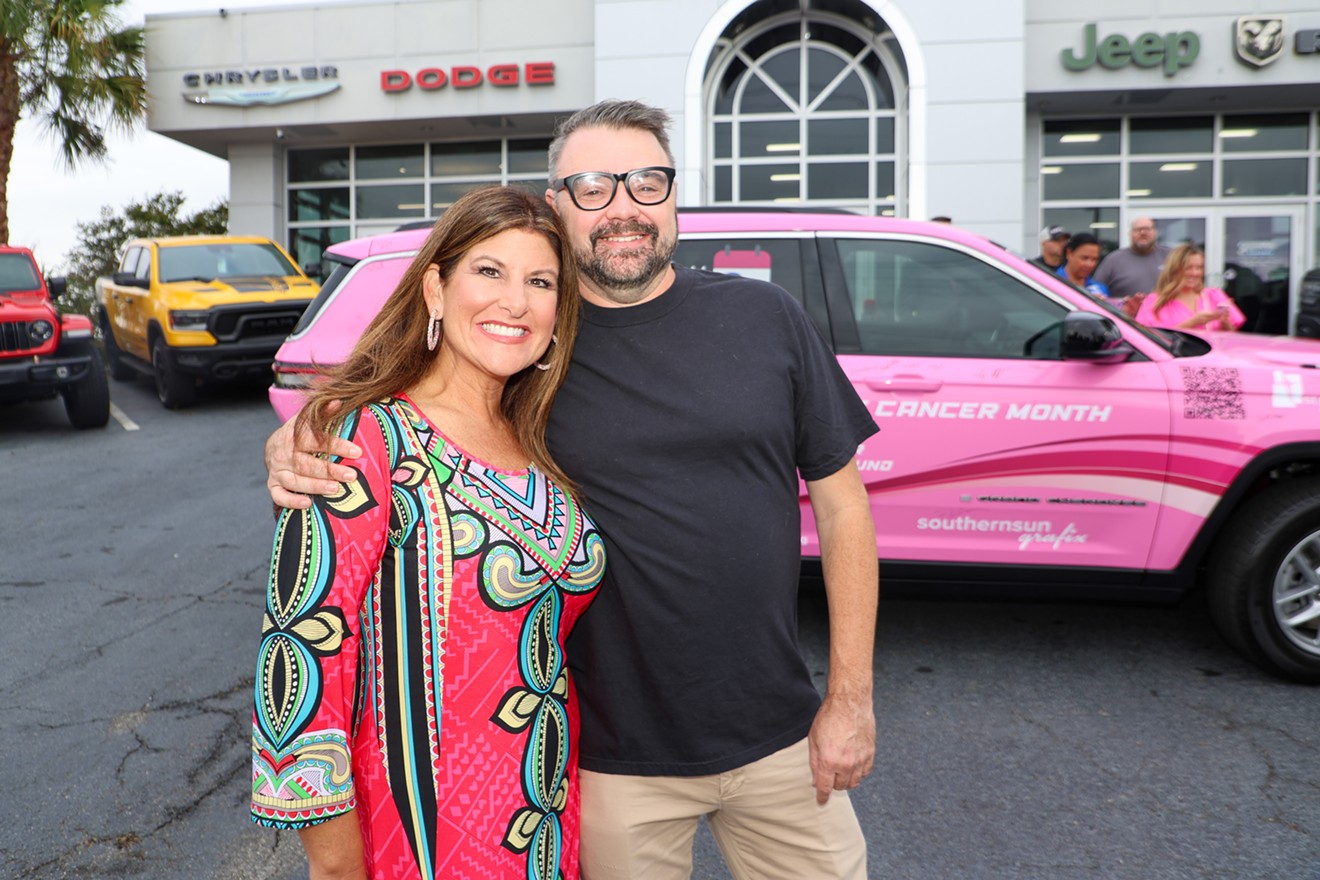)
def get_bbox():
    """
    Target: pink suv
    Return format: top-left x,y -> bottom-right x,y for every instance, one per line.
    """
271,212 -> 1320,682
